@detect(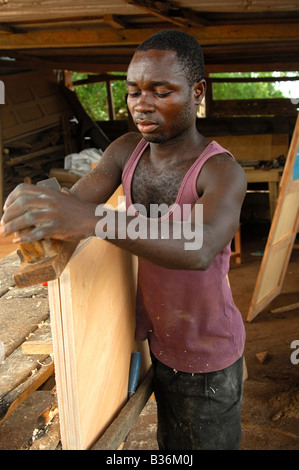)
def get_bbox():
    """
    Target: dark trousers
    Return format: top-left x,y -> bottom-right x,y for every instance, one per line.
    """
151,354 -> 244,450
